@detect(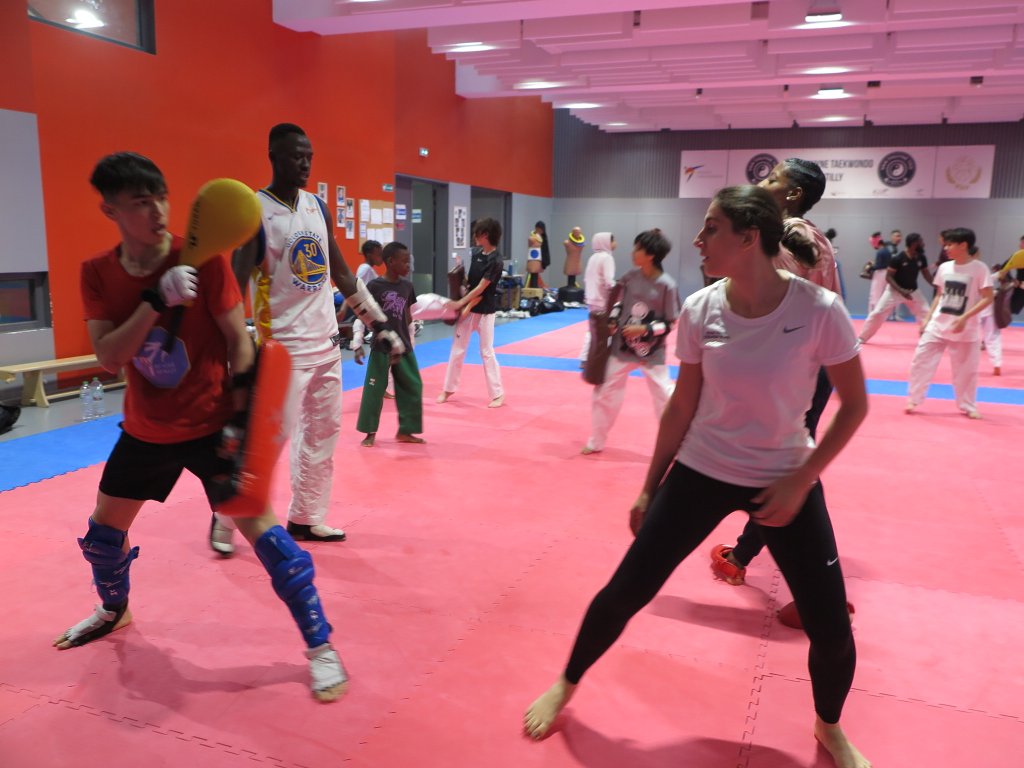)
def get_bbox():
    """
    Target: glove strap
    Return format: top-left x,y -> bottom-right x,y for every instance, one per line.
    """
141,288 -> 167,313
